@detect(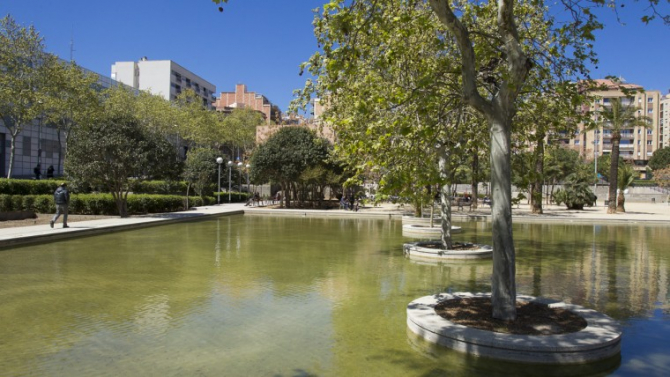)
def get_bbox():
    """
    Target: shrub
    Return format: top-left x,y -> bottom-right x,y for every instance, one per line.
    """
0,179 -> 61,195
0,193 -> 218,216
129,179 -> 189,195
214,191 -> 250,203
